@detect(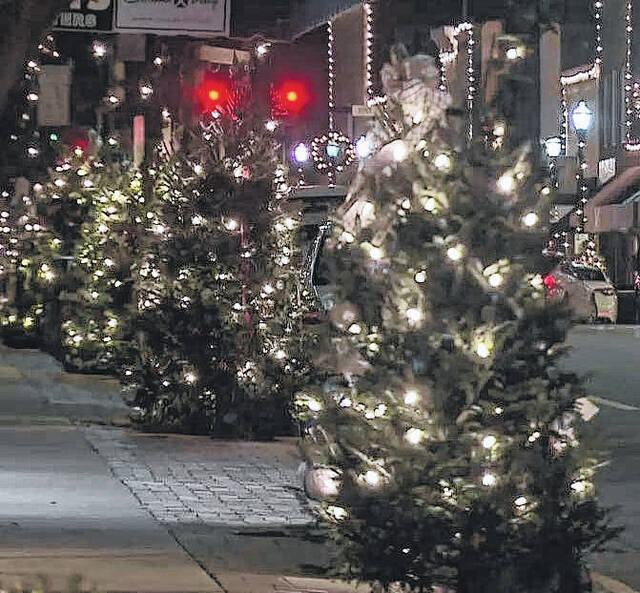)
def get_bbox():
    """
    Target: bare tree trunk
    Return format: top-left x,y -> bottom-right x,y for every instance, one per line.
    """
0,0 -> 68,115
